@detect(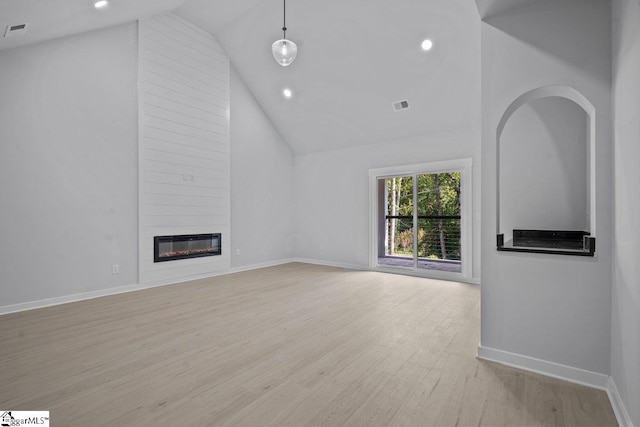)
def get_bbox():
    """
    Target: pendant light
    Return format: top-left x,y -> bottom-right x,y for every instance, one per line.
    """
271,0 -> 297,67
